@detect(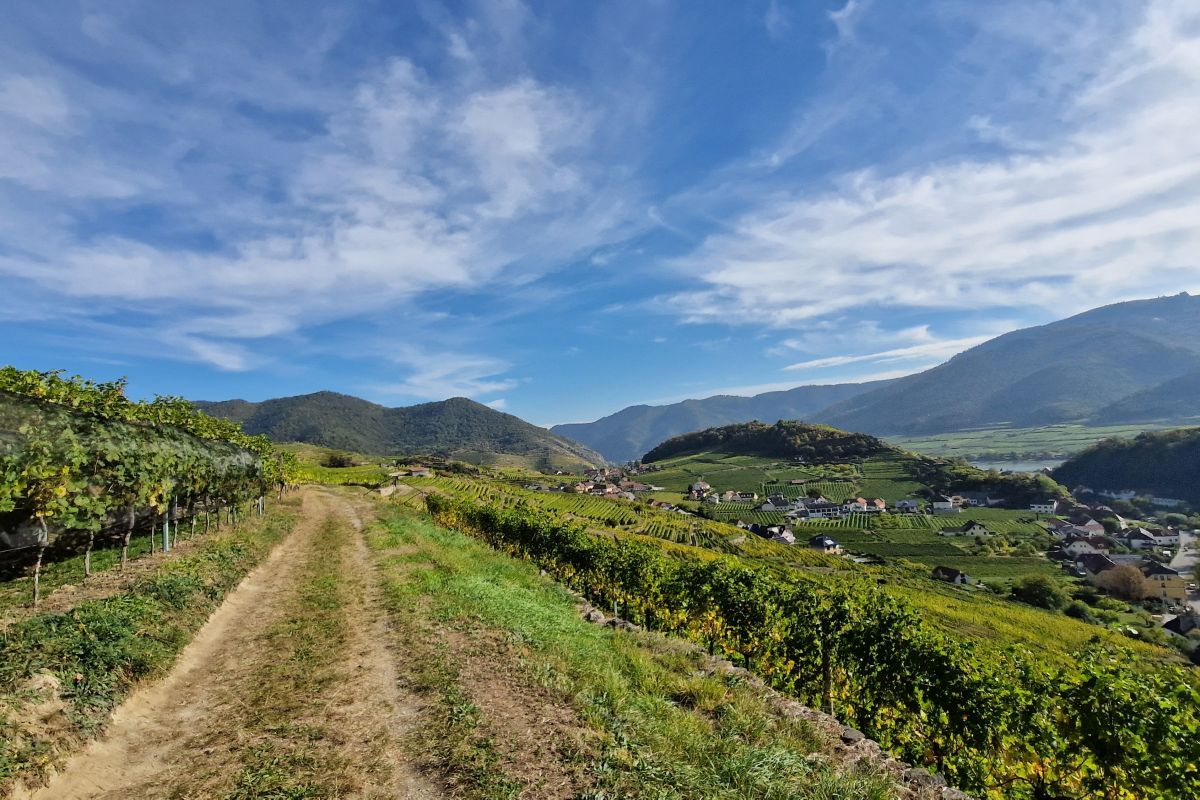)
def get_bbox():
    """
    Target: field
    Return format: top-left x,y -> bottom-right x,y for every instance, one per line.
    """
393,467 -> 1172,669
886,423 -> 1177,461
